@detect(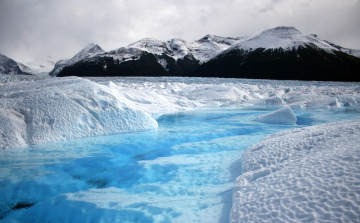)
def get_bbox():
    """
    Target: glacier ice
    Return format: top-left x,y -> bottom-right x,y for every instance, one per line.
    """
0,76 -> 158,149
2,75 -> 360,149
256,106 -> 297,125
0,108 -> 27,149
